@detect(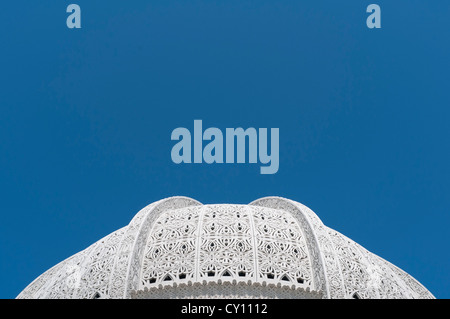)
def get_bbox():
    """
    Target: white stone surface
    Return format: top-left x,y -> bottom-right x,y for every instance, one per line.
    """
17,196 -> 434,299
